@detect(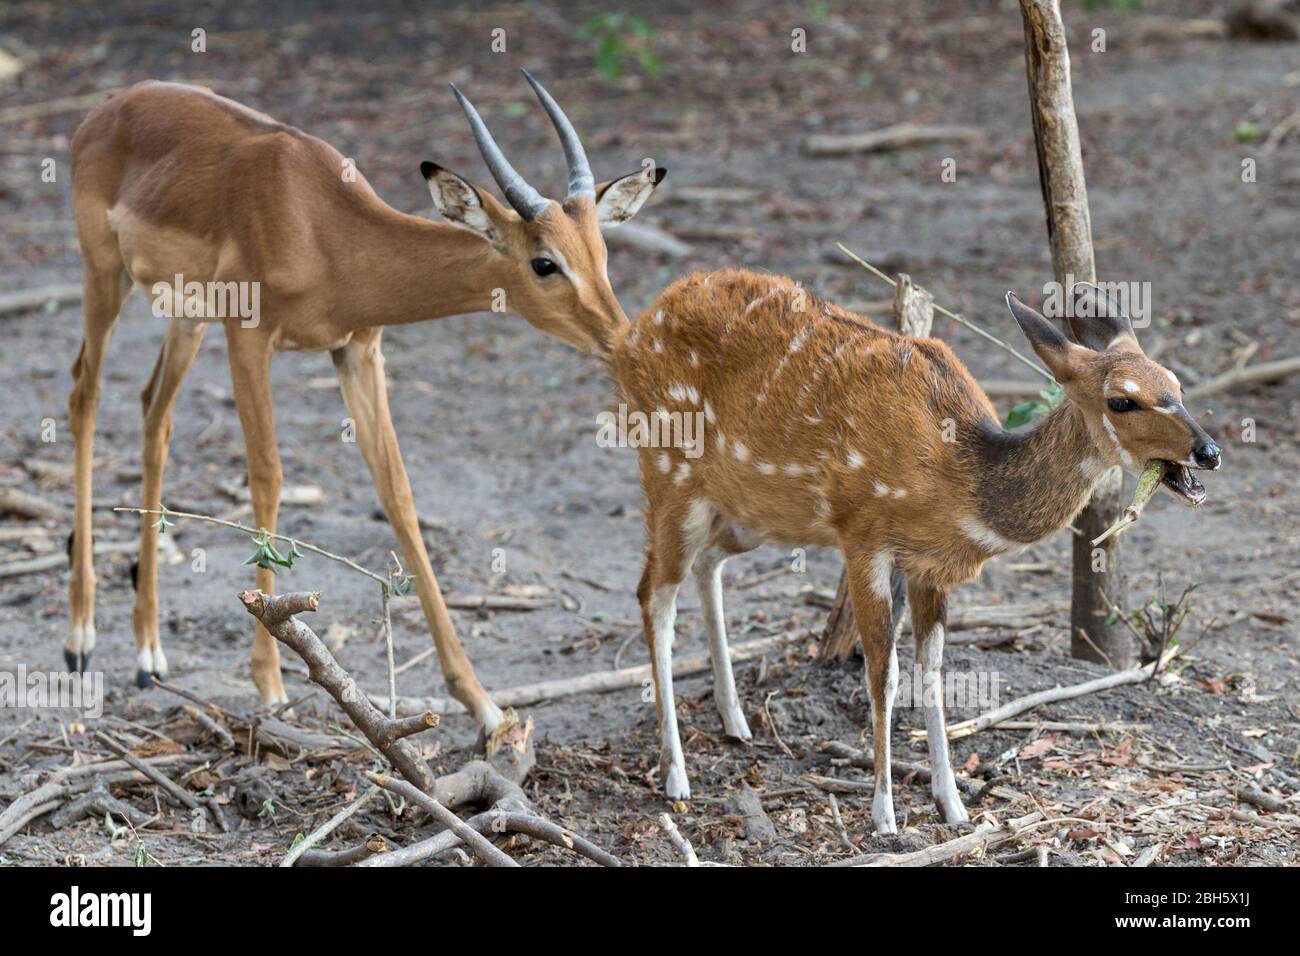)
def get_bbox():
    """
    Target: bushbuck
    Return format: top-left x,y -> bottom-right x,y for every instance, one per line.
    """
610,271 -> 1220,830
